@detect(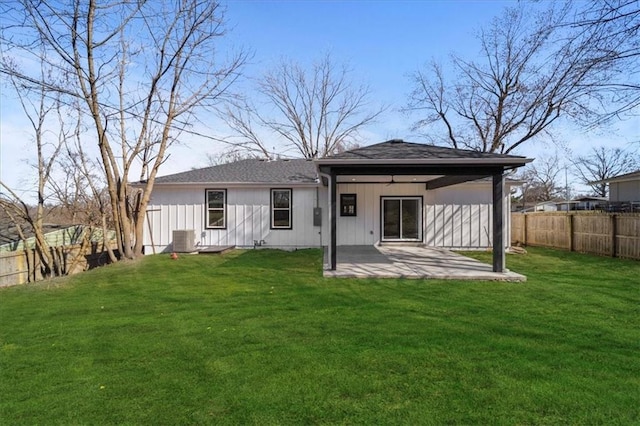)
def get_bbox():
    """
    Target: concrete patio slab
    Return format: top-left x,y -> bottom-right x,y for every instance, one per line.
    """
323,245 -> 526,281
